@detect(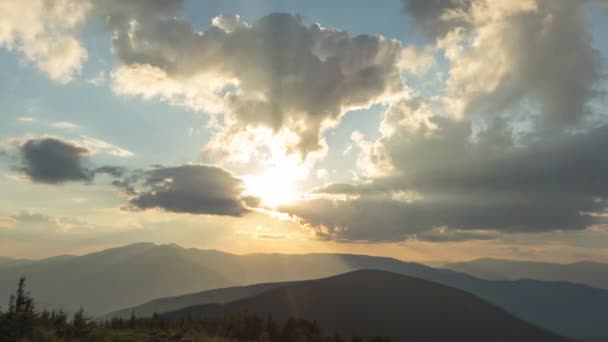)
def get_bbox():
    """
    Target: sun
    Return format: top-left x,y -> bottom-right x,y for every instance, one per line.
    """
243,168 -> 299,208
